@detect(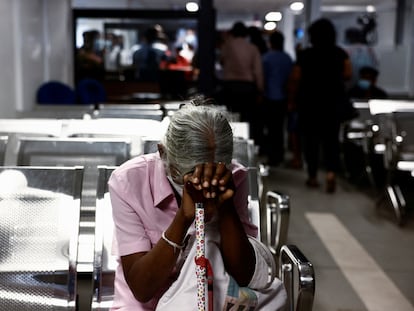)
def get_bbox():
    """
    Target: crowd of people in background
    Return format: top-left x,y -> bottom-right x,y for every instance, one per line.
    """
75,25 -> 200,101
76,25 -> 198,91
214,17 -> 388,194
